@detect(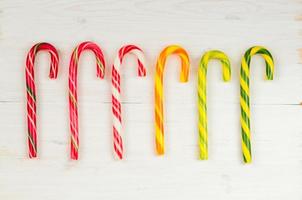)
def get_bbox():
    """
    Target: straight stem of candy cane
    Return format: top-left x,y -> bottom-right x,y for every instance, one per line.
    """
198,50 -> 231,160
154,45 -> 190,155
240,46 -> 274,163
68,41 -> 106,160
25,42 -> 59,158
111,44 -> 146,159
